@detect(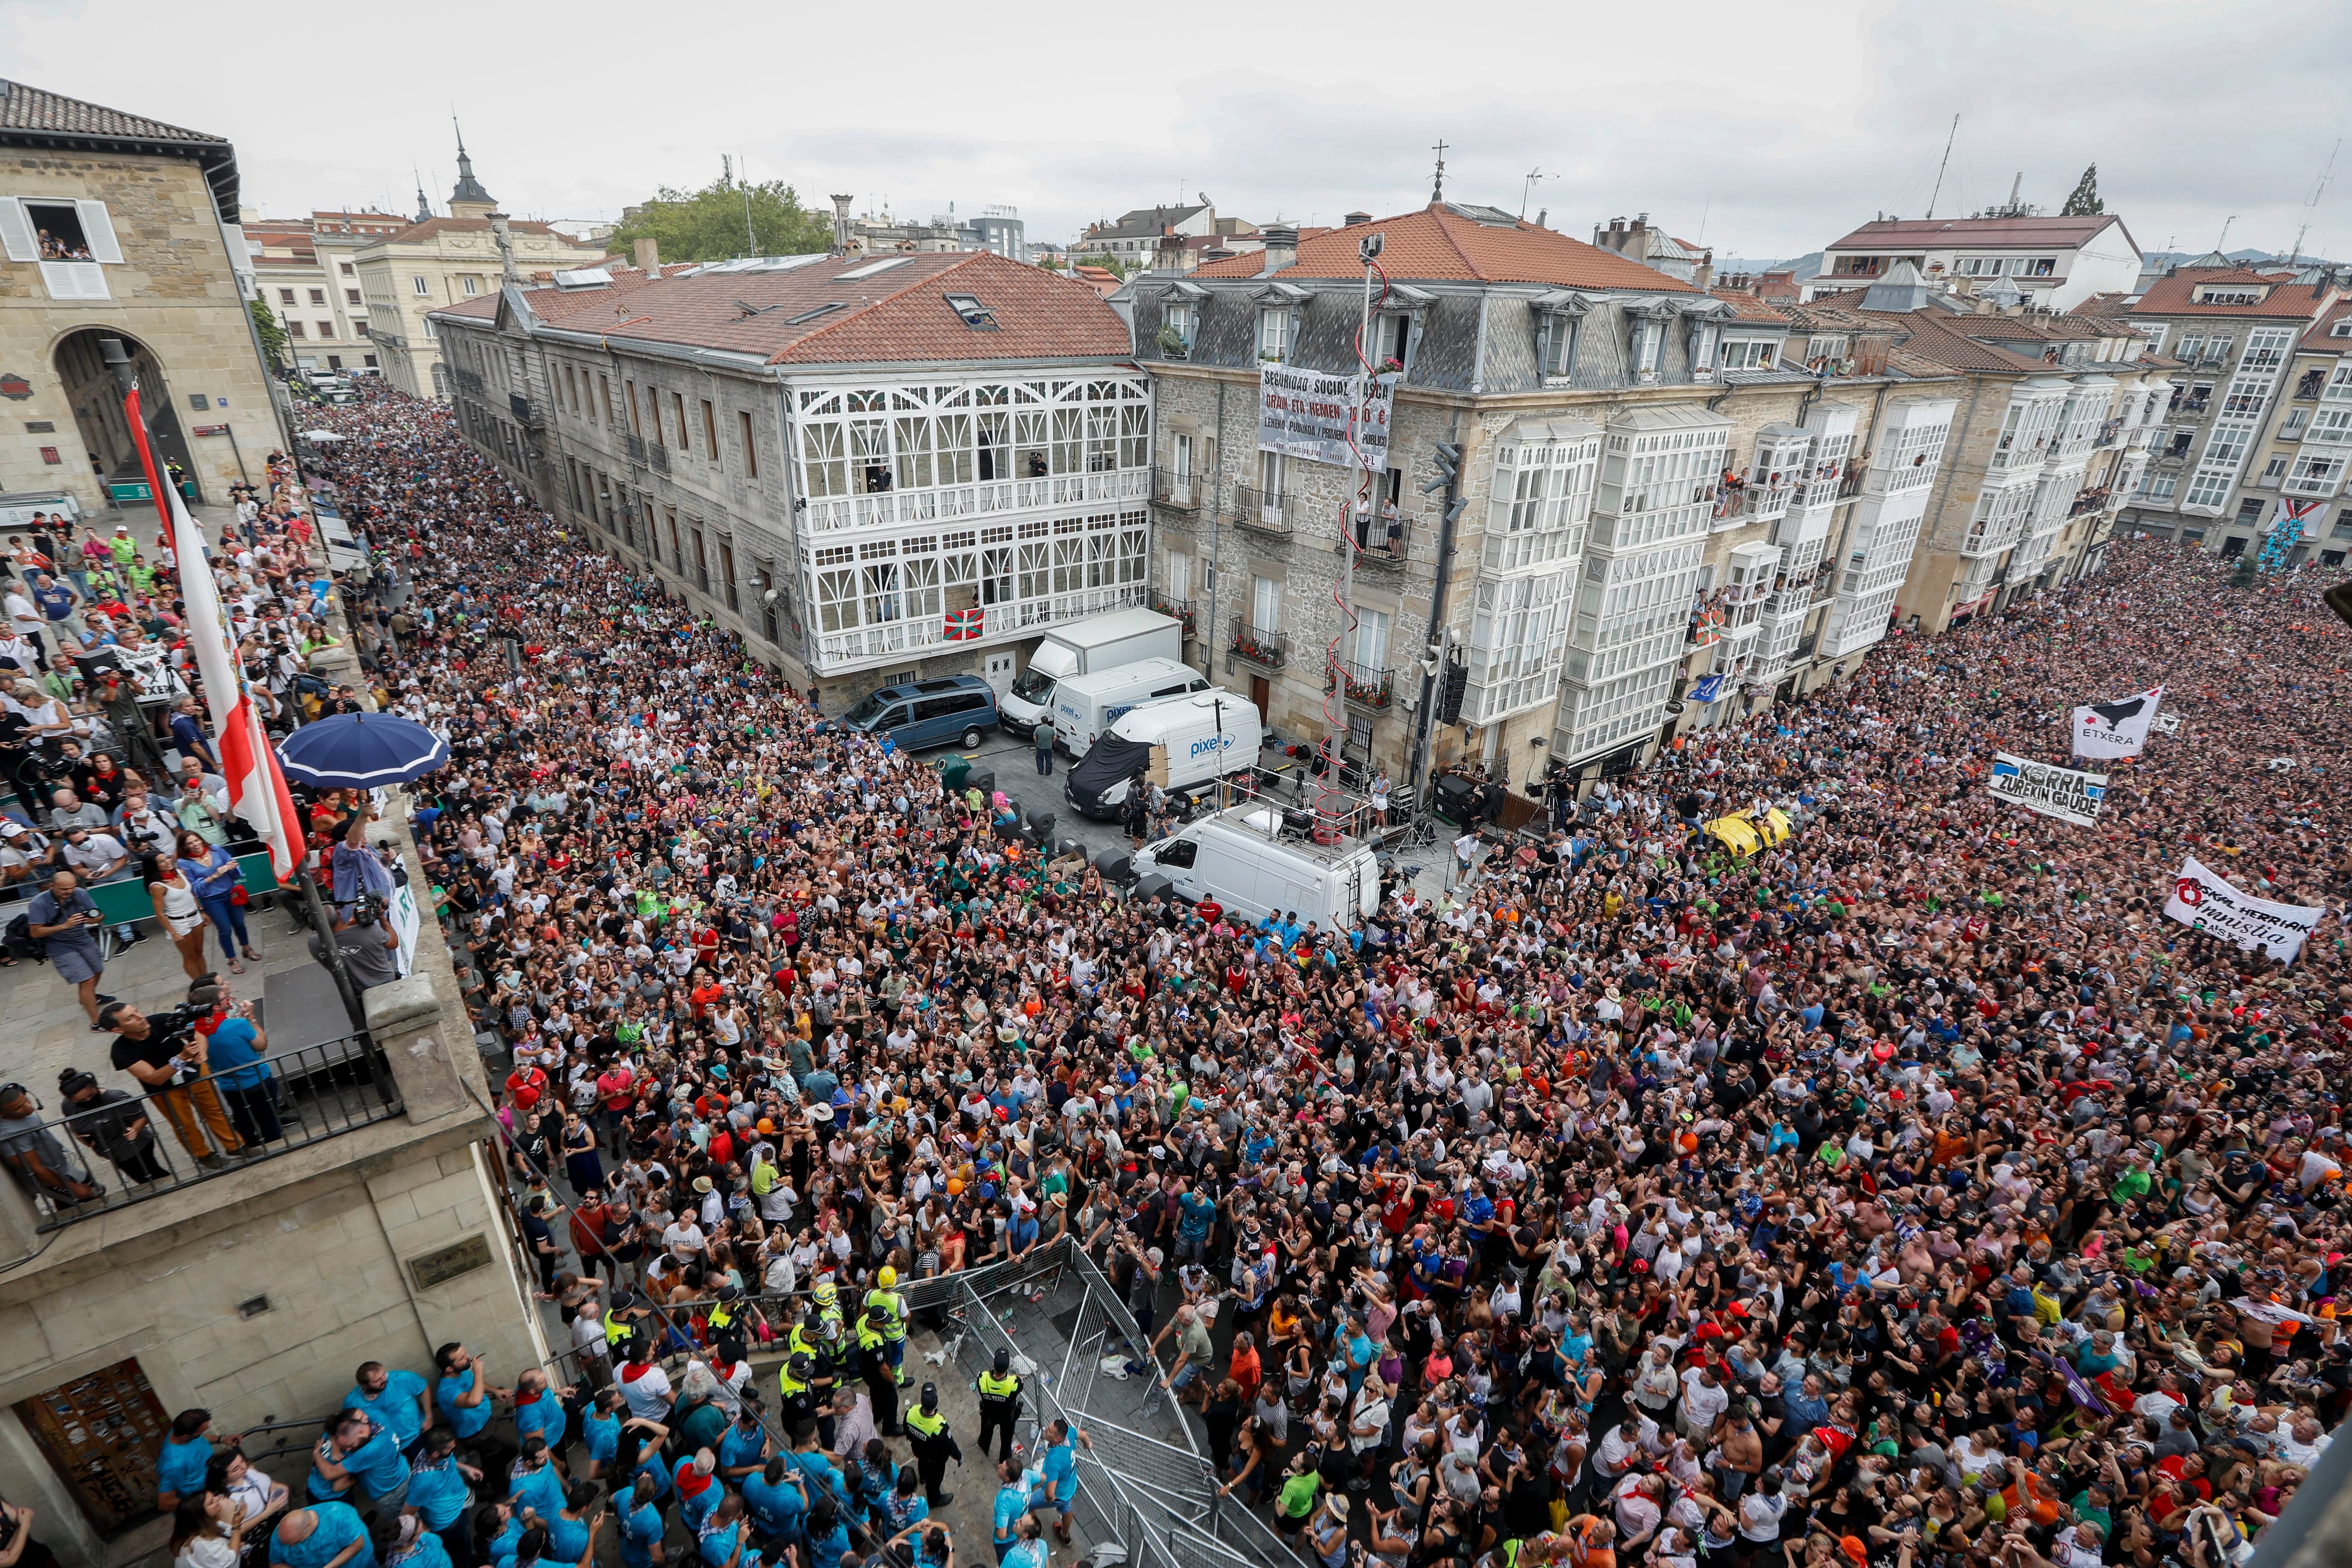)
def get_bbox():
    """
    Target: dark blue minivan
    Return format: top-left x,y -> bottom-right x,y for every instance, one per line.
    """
841,675 -> 999,751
